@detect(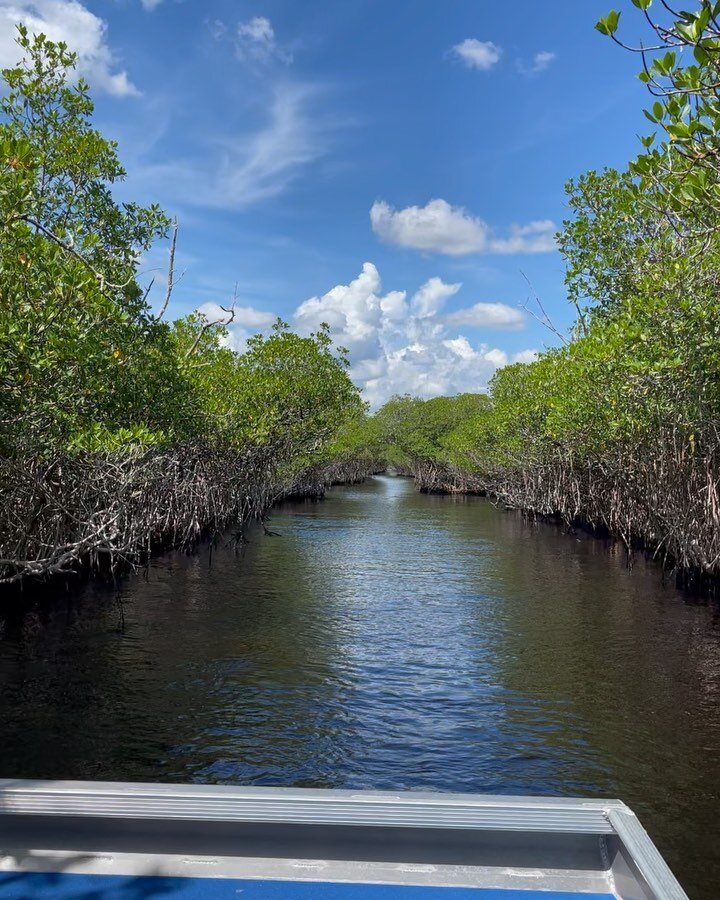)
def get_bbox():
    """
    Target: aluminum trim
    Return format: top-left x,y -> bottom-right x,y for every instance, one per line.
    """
0,781 -> 618,834
607,808 -> 688,900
